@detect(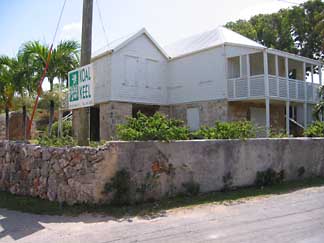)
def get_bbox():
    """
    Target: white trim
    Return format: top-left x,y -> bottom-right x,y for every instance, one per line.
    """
303,62 -> 307,129
92,28 -> 170,61
286,101 -> 290,135
268,48 -> 321,66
